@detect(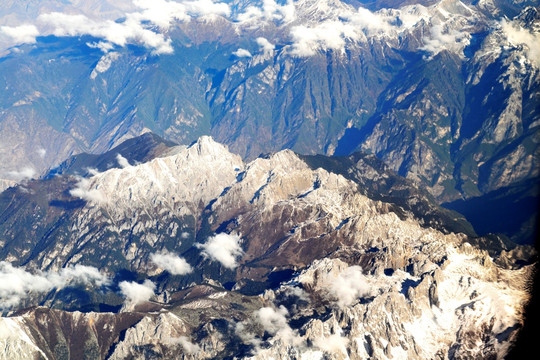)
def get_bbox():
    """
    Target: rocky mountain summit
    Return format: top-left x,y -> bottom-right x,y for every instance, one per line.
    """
0,135 -> 534,359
